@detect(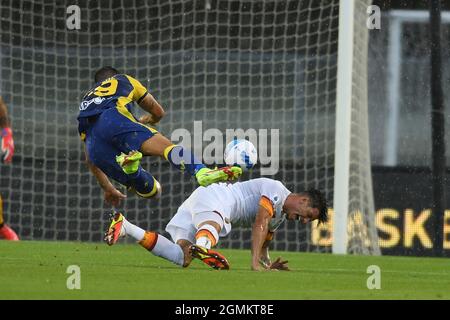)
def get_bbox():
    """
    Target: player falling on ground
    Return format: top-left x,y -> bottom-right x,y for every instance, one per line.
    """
78,66 -> 242,206
0,96 -> 18,240
105,178 -> 328,271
